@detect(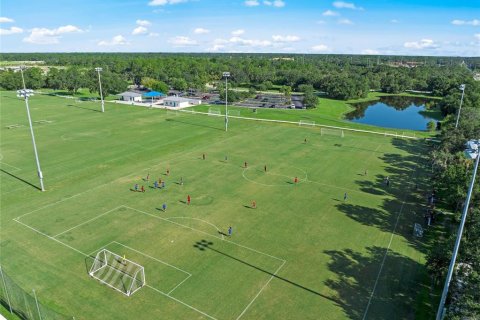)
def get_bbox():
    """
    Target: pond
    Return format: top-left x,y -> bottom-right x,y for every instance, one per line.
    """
345,96 -> 440,131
